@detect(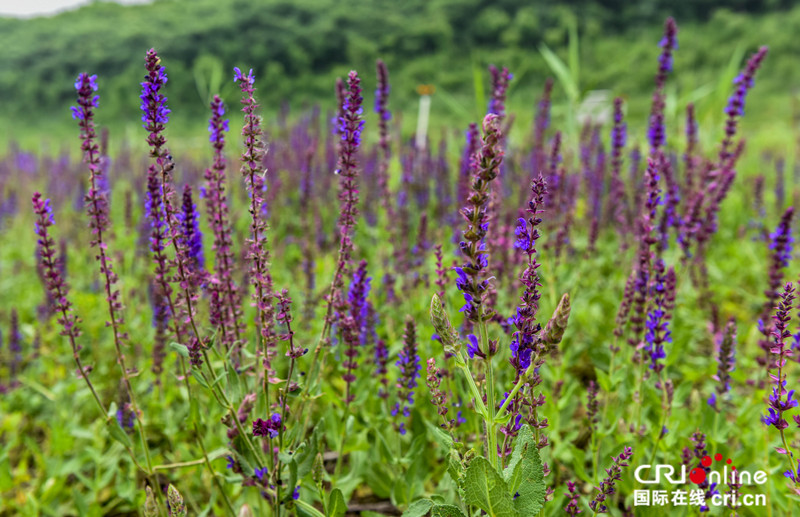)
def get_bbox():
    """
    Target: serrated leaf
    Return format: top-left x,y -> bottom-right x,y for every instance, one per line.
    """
514,444 -> 545,516
327,488 -> 347,517
463,457 -> 519,517
431,504 -> 466,517
504,425 -> 534,492
401,499 -> 433,517
447,448 -> 463,484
